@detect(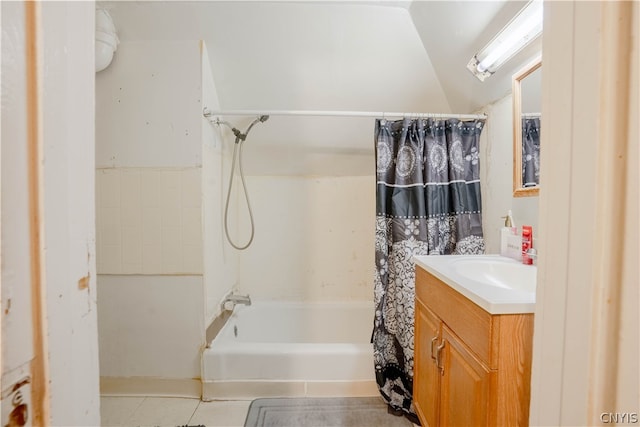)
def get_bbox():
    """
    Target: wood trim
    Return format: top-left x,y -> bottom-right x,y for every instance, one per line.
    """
0,0 -> 3,398
25,2 -> 50,423
512,56 -> 541,198
530,2 -> 637,424
528,2 -> 576,423
495,314 -> 534,427
587,1 -> 633,422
